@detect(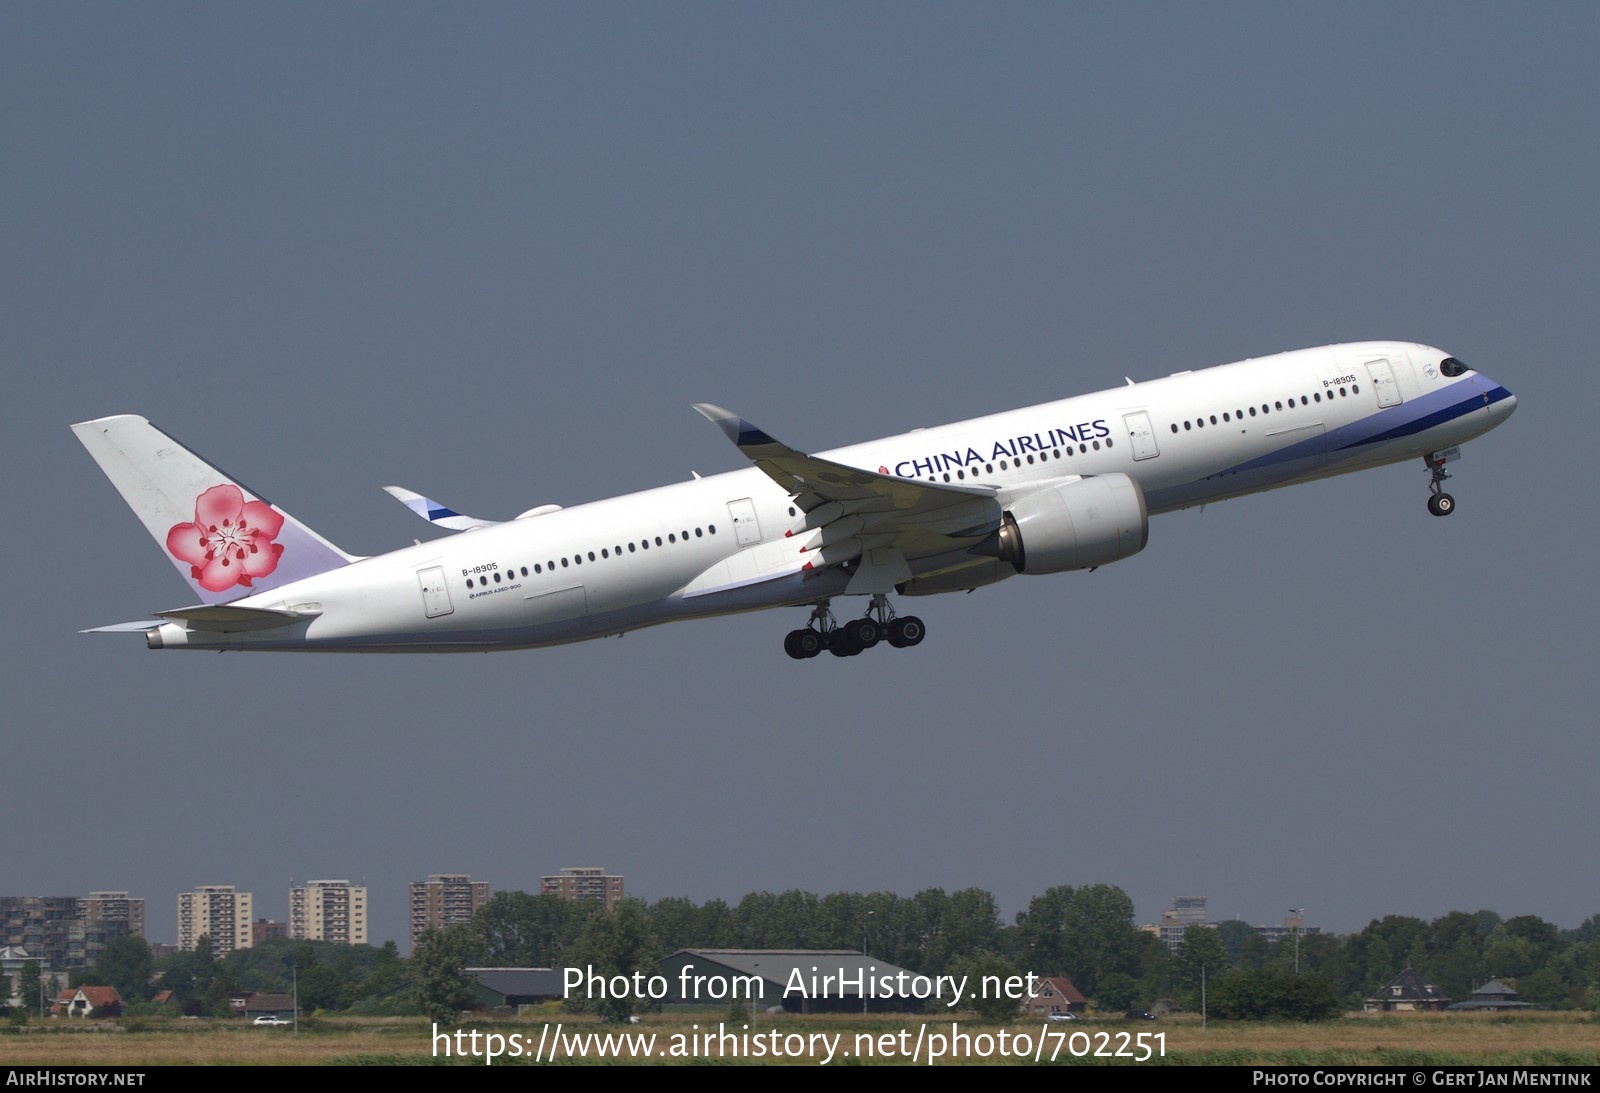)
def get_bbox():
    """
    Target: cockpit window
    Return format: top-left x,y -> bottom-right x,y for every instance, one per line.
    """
1440,357 -> 1467,377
